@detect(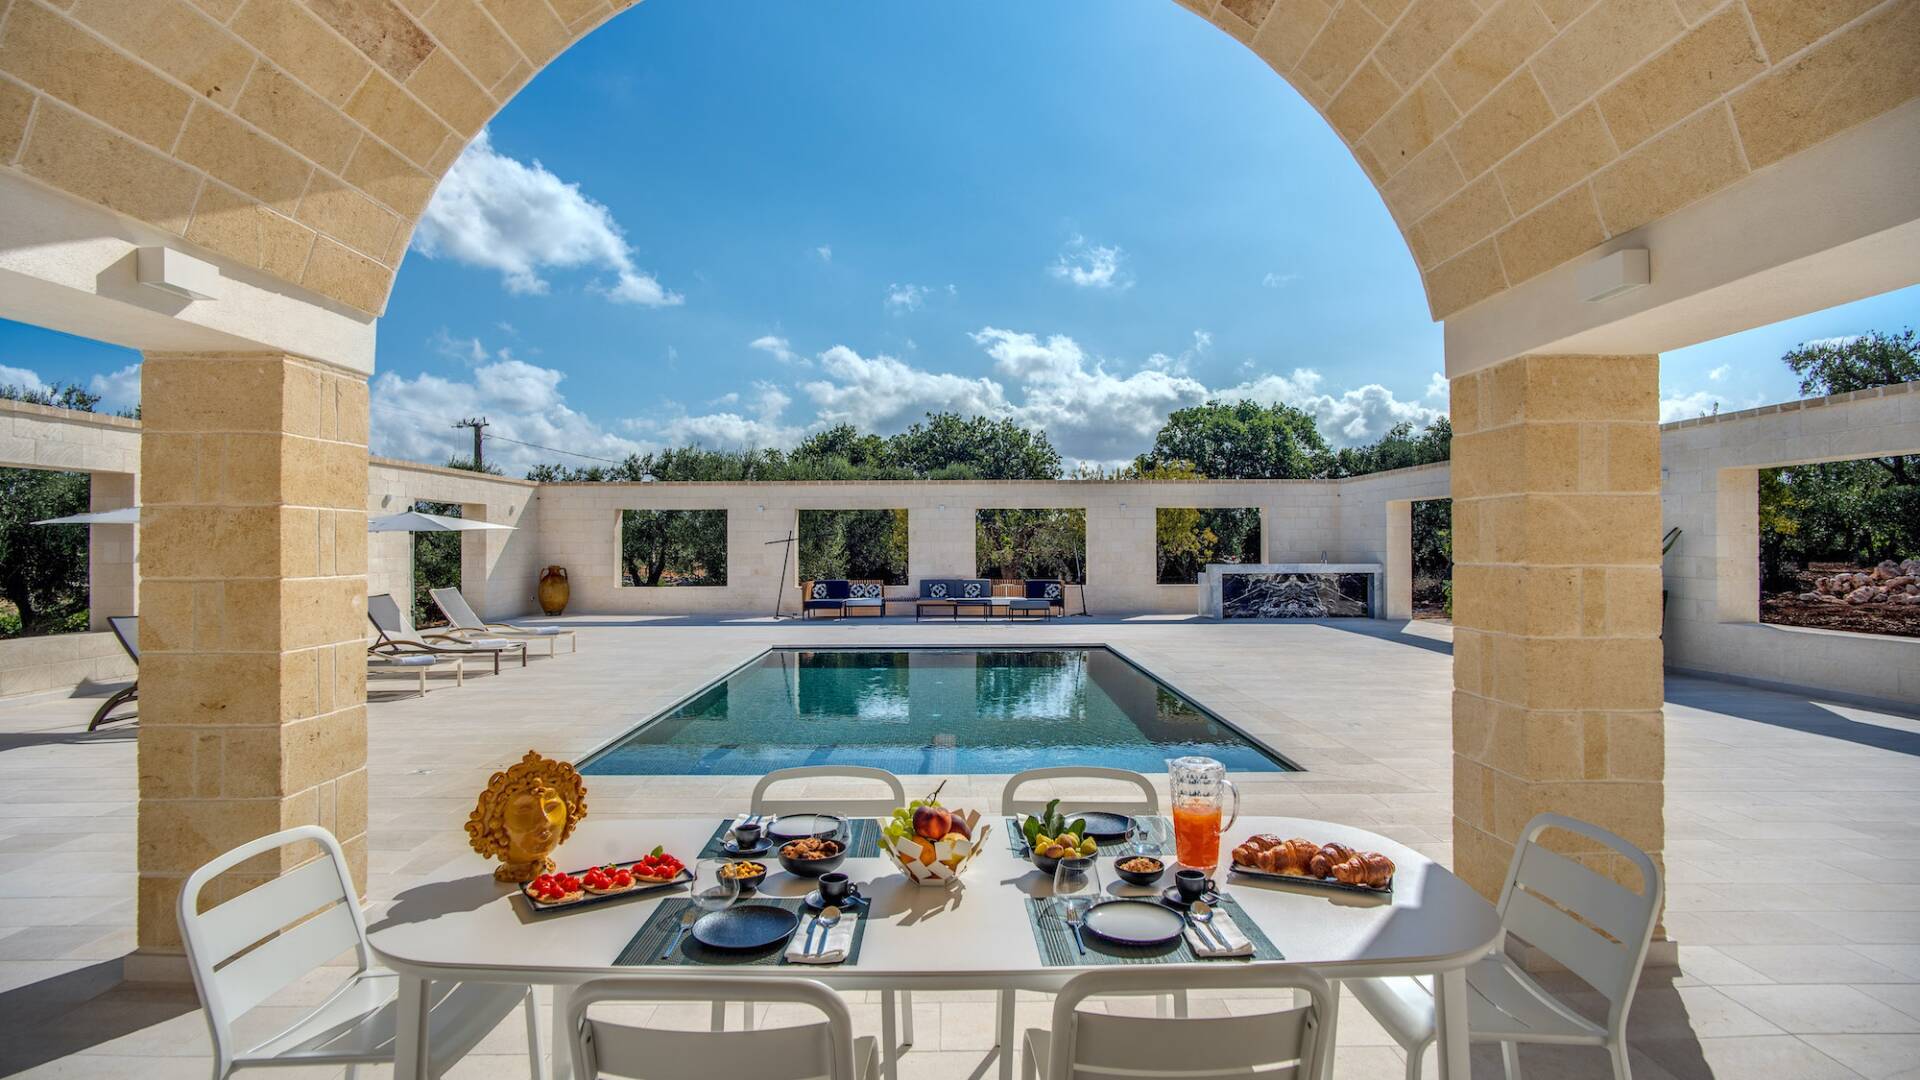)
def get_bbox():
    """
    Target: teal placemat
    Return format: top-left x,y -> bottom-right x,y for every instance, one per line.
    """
1023,895 -> 1284,966
614,897 -> 870,967
1007,815 -> 1169,857
698,817 -> 880,859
